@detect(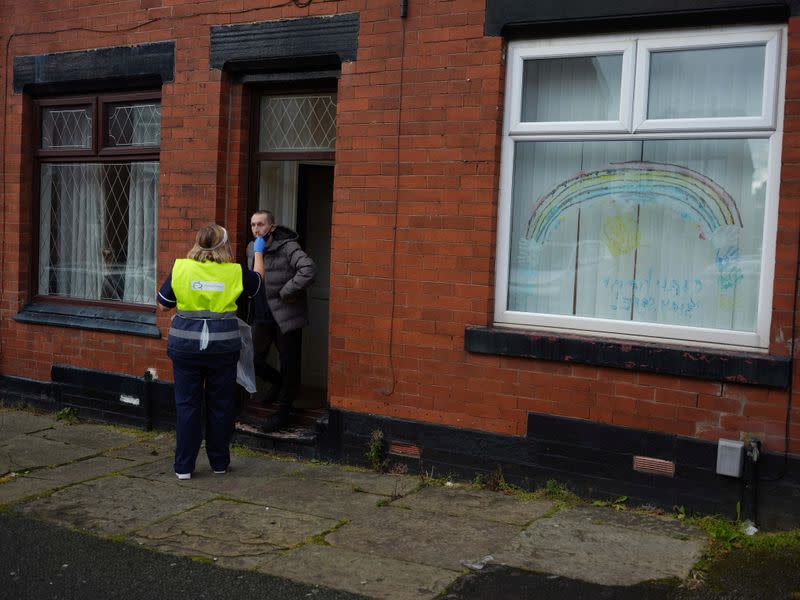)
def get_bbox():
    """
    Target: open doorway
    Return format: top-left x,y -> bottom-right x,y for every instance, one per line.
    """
245,90 -> 336,427
252,160 -> 332,411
